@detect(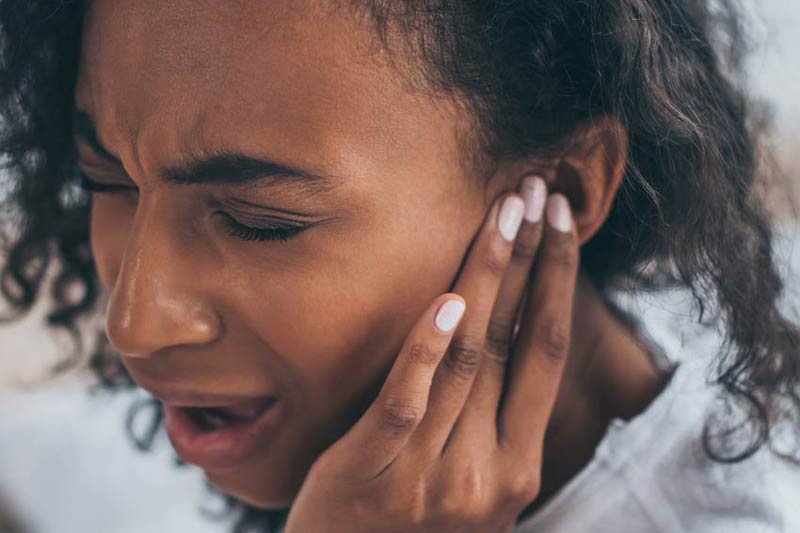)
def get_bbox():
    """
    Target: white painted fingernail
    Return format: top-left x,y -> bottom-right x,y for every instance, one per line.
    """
546,194 -> 572,233
521,176 -> 546,223
434,299 -> 466,333
497,196 -> 525,241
